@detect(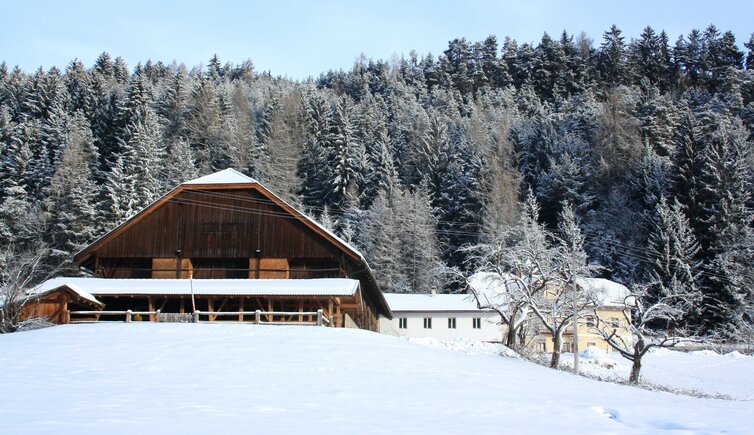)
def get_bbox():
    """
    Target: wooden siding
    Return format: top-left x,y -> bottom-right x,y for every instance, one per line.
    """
73,181 -> 392,327
96,189 -> 342,260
